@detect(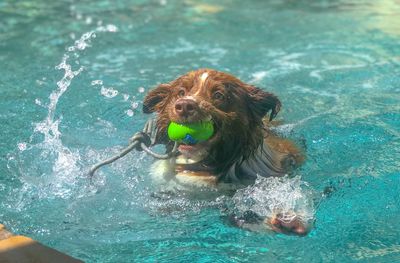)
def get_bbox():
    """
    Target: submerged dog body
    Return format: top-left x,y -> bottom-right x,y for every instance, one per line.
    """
143,69 -> 309,235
